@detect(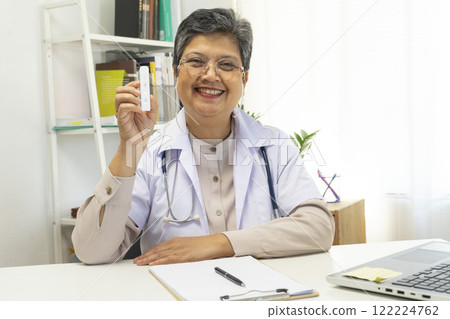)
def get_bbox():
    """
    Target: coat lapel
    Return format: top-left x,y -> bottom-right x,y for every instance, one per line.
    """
232,108 -> 272,228
158,110 -> 205,211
